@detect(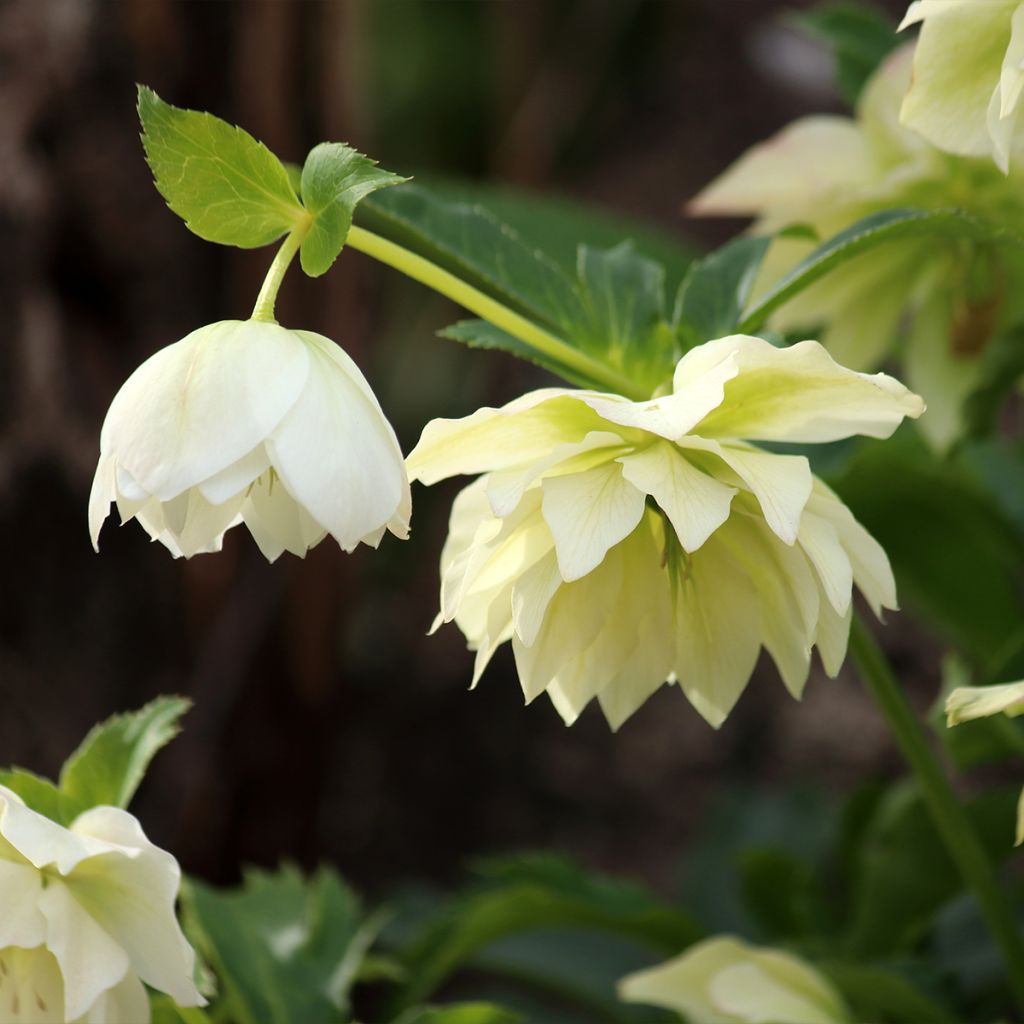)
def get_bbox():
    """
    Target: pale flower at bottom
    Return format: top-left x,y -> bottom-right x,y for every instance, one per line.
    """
89,318 -> 411,561
408,334 -> 924,730
0,786 -> 203,1023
